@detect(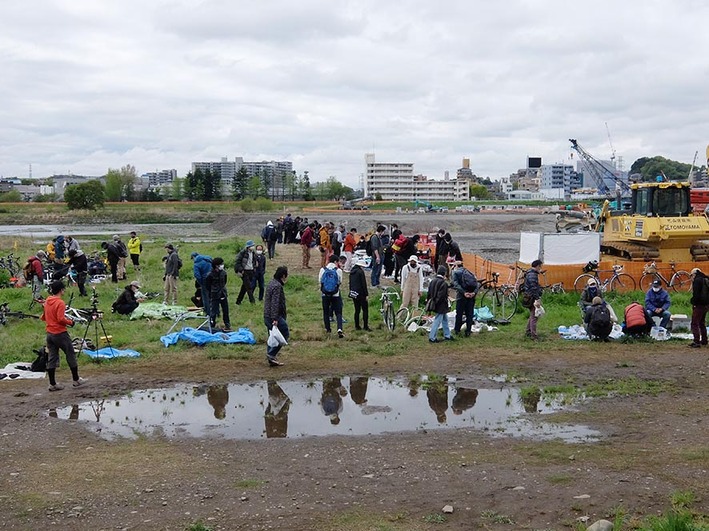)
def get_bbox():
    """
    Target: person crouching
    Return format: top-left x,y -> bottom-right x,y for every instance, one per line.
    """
112,281 -> 142,315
